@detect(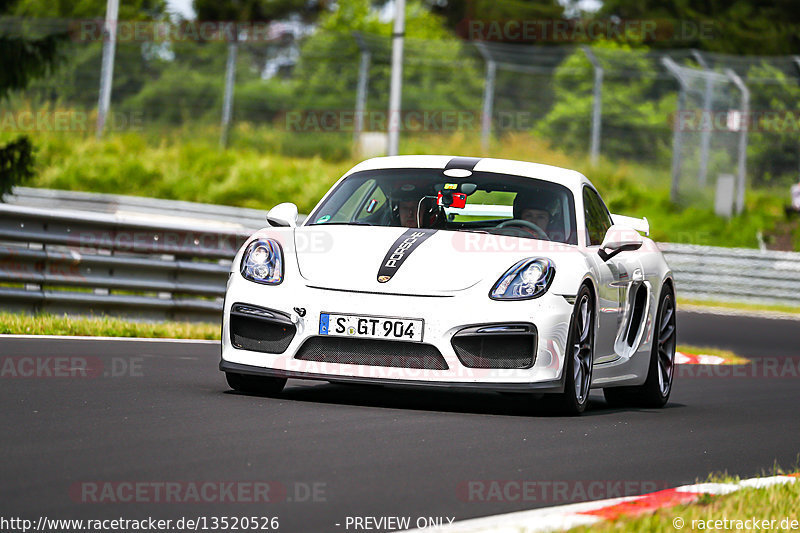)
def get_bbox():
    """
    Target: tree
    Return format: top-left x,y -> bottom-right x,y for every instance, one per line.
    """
0,137 -> 34,198
598,0 -> 800,54
423,0 -> 565,39
8,0 -> 165,20
535,39 -> 672,162
194,0 -> 326,26
745,62 -> 800,186
291,0 -> 483,116
0,0 -> 68,199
